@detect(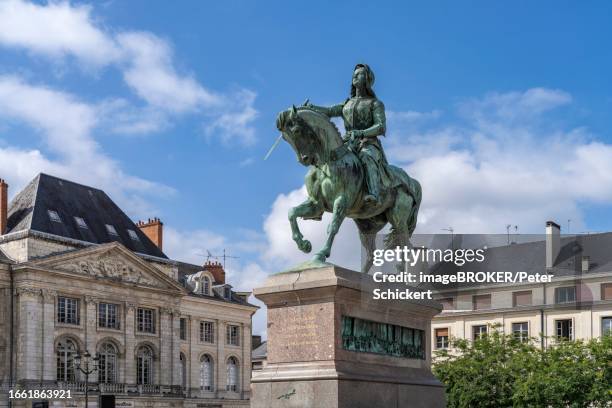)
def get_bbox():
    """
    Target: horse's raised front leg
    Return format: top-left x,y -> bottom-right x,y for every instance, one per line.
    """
288,199 -> 323,254
314,196 -> 347,262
